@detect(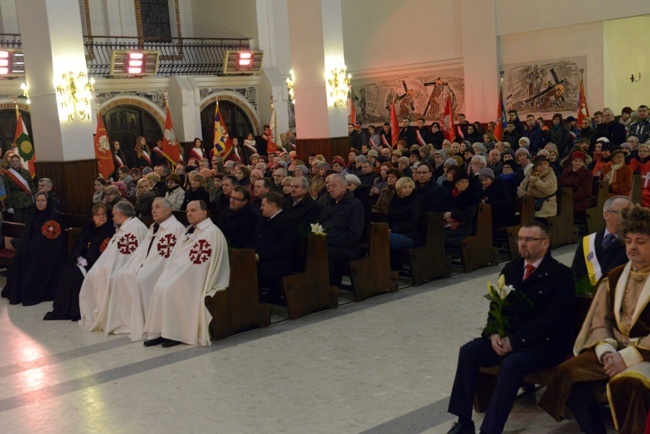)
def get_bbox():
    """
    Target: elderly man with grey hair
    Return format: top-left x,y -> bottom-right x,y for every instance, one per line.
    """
319,173 -> 364,288
109,198 -> 187,341
283,176 -> 320,234
79,200 -> 148,333
571,195 -> 631,287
